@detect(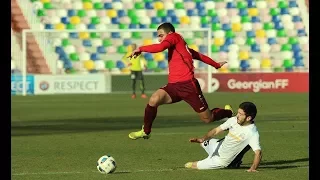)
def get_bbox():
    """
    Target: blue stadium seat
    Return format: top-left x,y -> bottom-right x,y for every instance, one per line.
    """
196,2 -> 205,10
226,2 -> 236,8
251,44 -> 260,52
199,45 -> 207,53
292,44 -> 301,52
292,16 -> 302,22
104,3 -> 113,9
145,2 -> 153,9
55,46 -> 64,54
198,10 -> 206,16
274,22 -> 284,30
111,32 -> 120,38
171,16 -> 179,24
272,15 -> 281,23
111,17 -> 120,24
247,31 -> 255,38
45,24 -> 54,29
83,40 -> 92,47
97,46 -> 106,54
222,24 -> 231,31
211,16 -> 219,23
220,44 -> 229,52
67,10 -> 76,17
116,60 -> 125,69
240,60 -> 250,71
158,61 -> 167,69
117,10 -> 126,18
129,24 -> 138,29
144,53 -> 153,61
167,10 -> 176,17
187,9 -> 198,16
251,16 -> 260,23
140,24 -> 148,29
70,32 -> 78,39
88,24 -> 96,29
201,23 -> 209,28
151,17 -> 162,24
289,1 -> 298,8
239,9 -> 248,16
225,38 -> 234,46
162,17 -> 172,23
90,53 -> 100,61
280,8 -> 289,15
61,17 -> 69,24
123,39 -> 132,46
267,38 -> 277,45
297,29 -> 307,36
247,0 -> 256,8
